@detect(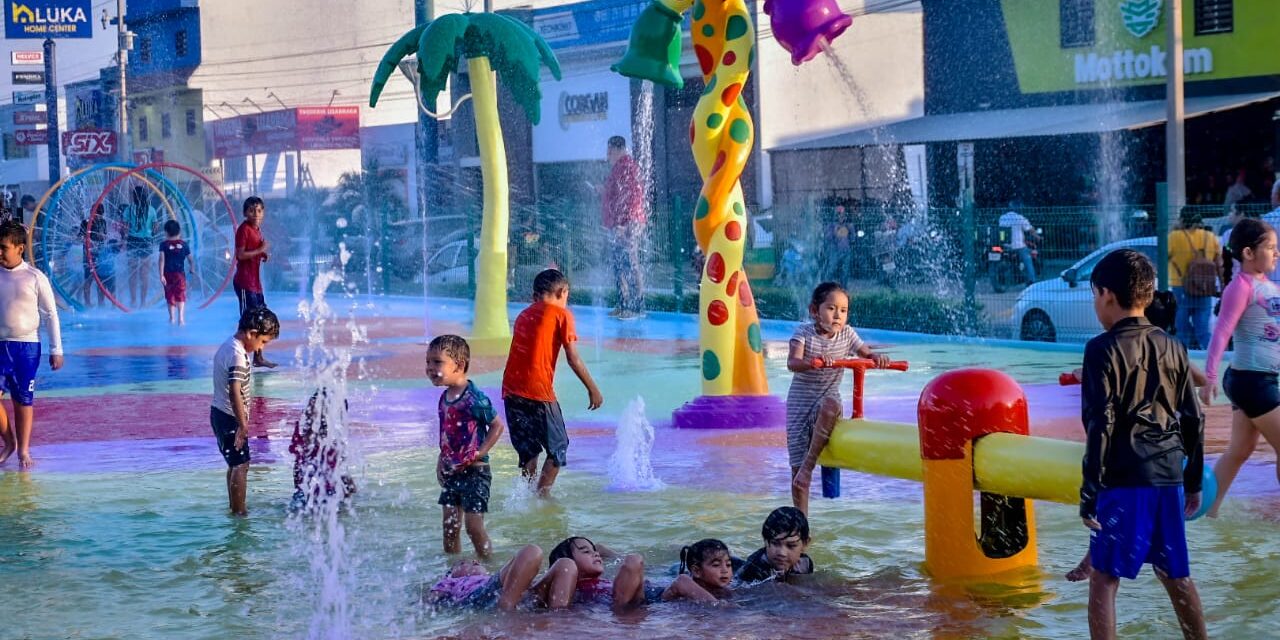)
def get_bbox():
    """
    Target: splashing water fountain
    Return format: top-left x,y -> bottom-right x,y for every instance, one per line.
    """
607,397 -> 665,492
